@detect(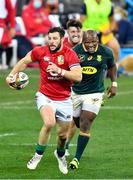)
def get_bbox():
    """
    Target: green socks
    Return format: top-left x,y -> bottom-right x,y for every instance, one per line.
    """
36,144 -> 47,155
75,135 -> 89,161
57,147 -> 65,157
